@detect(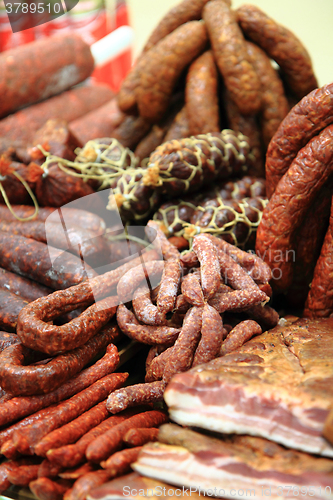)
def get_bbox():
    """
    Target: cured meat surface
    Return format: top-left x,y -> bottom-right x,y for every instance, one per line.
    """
164,317 -> 333,457
133,424 -> 333,500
